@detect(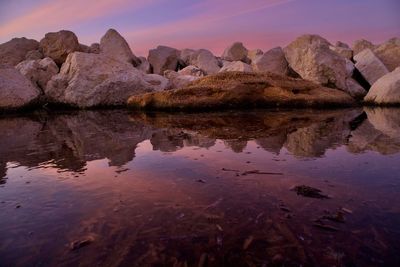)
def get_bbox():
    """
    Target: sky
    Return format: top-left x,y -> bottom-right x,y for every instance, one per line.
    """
0,0 -> 399,56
